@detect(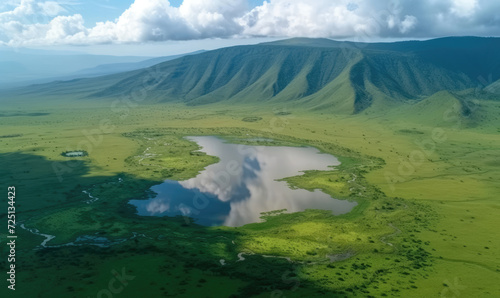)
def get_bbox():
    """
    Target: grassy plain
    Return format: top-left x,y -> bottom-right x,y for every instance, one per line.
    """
0,94 -> 499,297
